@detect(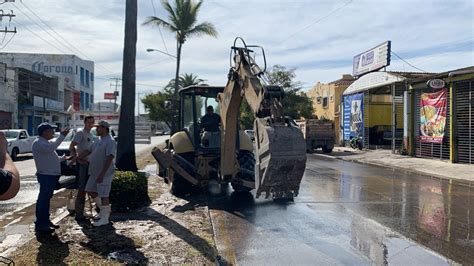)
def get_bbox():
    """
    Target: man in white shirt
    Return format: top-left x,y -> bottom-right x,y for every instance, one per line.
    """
69,115 -> 95,221
79,120 -> 116,227
32,123 -> 70,233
